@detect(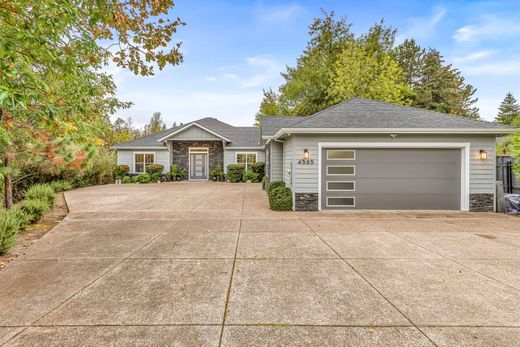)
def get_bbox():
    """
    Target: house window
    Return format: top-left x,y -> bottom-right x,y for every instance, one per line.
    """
135,153 -> 154,173
236,152 -> 257,170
